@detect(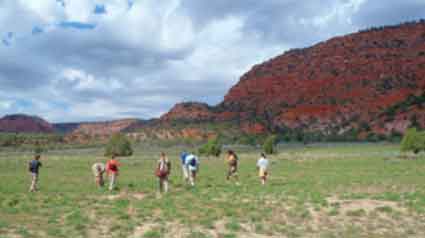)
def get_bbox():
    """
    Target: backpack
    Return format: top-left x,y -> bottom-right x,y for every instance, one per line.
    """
156,161 -> 170,177
108,162 -> 118,172
189,157 -> 197,167
28,160 -> 38,172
